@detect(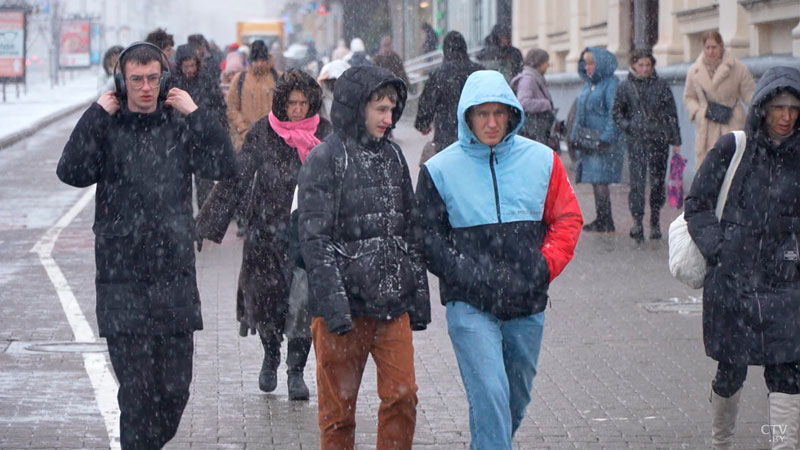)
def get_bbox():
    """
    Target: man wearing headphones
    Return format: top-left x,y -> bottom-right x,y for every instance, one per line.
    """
56,42 -> 237,449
